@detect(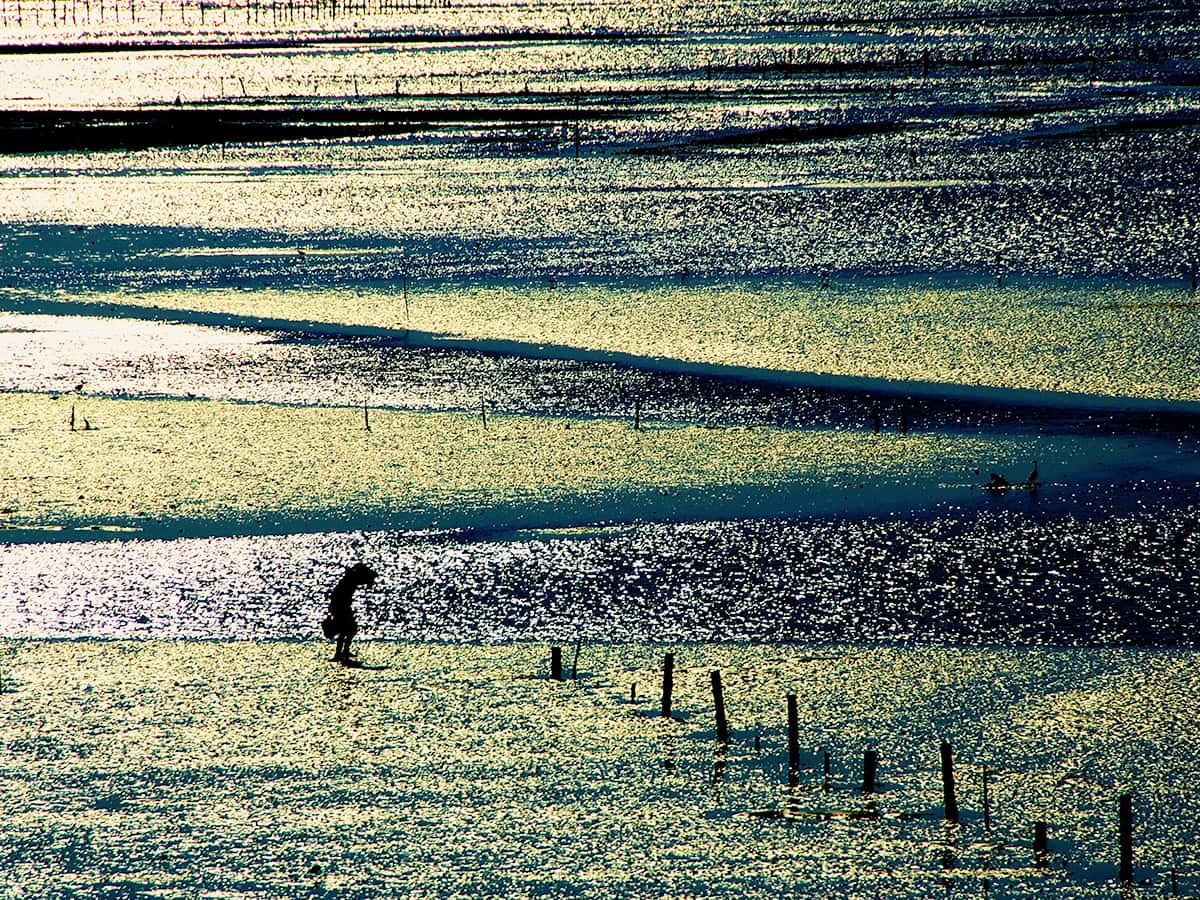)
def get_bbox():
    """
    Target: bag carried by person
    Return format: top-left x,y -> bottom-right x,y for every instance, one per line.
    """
320,615 -> 336,639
